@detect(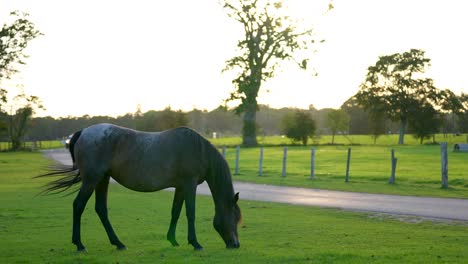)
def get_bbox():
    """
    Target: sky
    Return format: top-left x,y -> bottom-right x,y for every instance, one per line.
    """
1,0 -> 467,117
